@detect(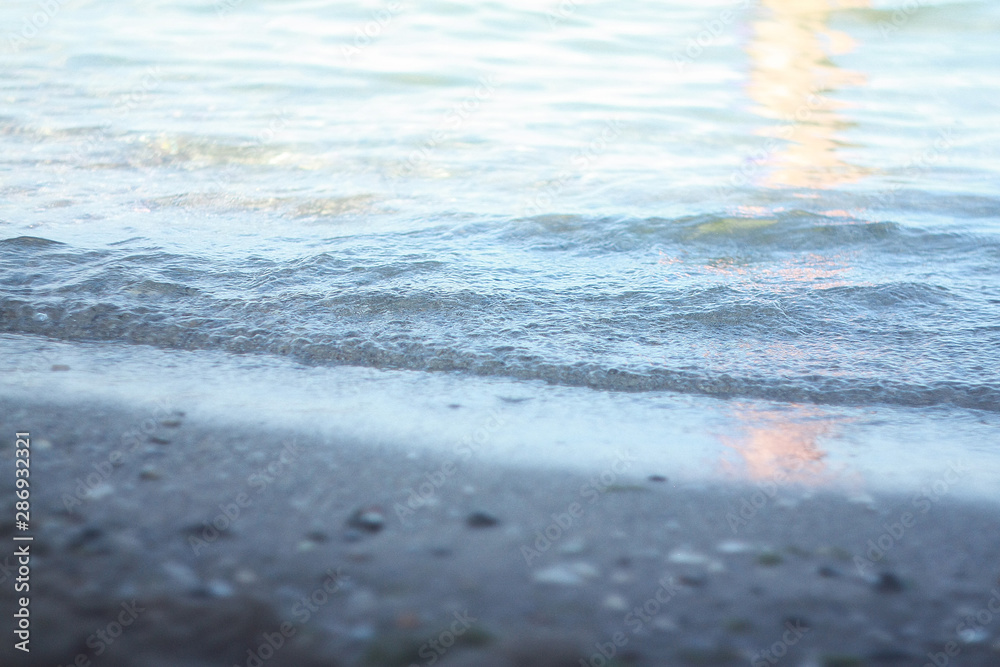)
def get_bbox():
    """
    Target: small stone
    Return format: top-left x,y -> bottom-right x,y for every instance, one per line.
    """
347,507 -> 386,533
532,562 -> 598,586
162,561 -> 200,590
652,616 -> 678,632
466,511 -> 500,528
342,528 -> 364,542
532,565 -> 582,586
679,573 -> 708,587
725,618 -> 753,634
84,483 -> 115,500
205,579 -> 234,598
558,538 -> 586,555
149,436 -> 171,445
648,475 -> 668,482
349,623 -> 375,640
66,526 -> 107,554
396,611 -> 421,629
716,540 -> 753,554
139,467 -> 161,480
958,628 -> 989,644
611,569 -> 633,584
817,565 -> 840,578
603,594 -> 628,611
51,364 -> 70,371
757,551 -> 783,567
668,548 -> 709,565
160,418 -> 183,428
346,589 -> 377,616
873,572 -> 904,593
234,568 -> 257,584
